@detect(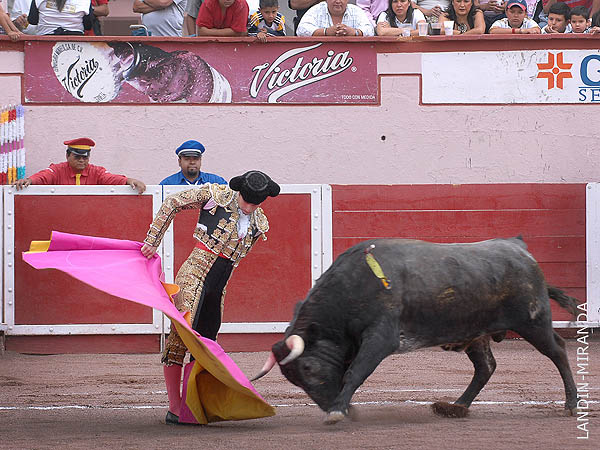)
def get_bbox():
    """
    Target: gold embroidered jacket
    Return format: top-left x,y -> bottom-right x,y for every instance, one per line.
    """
144,184 -> 269,266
